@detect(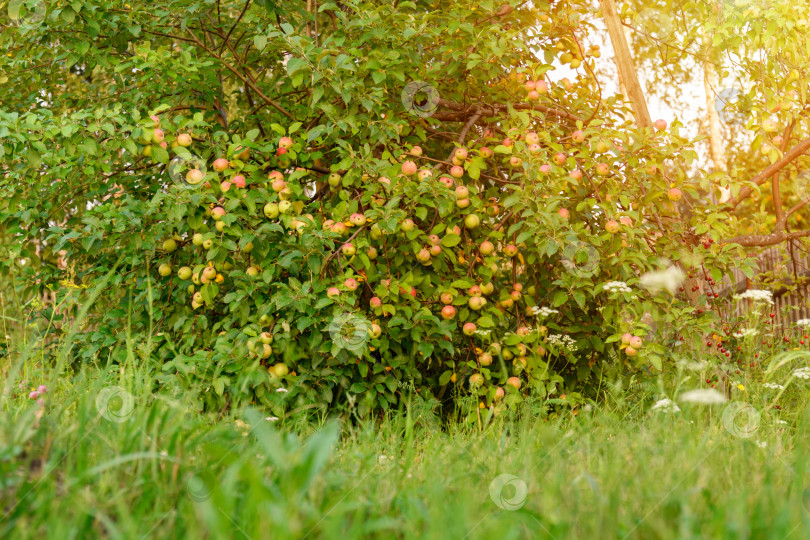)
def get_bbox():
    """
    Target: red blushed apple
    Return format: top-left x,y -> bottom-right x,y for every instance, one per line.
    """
378,176 -> 391,187
441,305 -> 457,320
525,132 -> 539,145
341,243 -> 356,256
479,146 -> 493,158
268,170 -> 283,183
480,240 -> 495,255
153,129 -> 165,143
510,290 -> 521,301
344,278 -> 359,291
350,213 -> 365,226
418,169 -> 432,180
527,90 -> 540,100
528,143 -> 541,154
510,156 -> 523,167
450,225 -> 462,236
455,148 -> 468,161
231,175 -> 246,188
535,80 -> 549,93
177,133 -> 192,147
506,377 -> 521,390
625,346 -> 637,356
428,234 -> 440,245
468,285 -> 482,297
463,322 -> 476,336
501,137 -> 513,148
605,220 -> 620,234
569,169 -> 583,181
668,188 -> 683,202
539,164 -> 551,174
619,216 -> 632,226
553,152 -> 567,165
468,296 -> 486,310
773,135 -> 784,146
450,165 -> 464,178
213,158 -> 229,172
410,145 -> 423,157
525,80 -> 536,91
503,244 -> 518,257
271,178 -> 286,192
596,163 -> 610,176
409,287 -> 417,298
571,130 -> 585,143
327,287 -> 340,298
439,176 -> 454,188
429,244 -> 441,256
455,185 -> 469,198
440,292 -> 454,305
469,373 -> 484,387
654,119 -> 667,131
402,161 -> 418,175
629,335 -> 643,349
479,352 -> 493,366
220,181 -> 232,192
279,136 -> 294,149
558,208 -> 570,219
150,115 -> 160,126
621,333 -> 632,345
494,387 -> 505,400
516,326 -> 530,337
211,207 -> 226,220
416,248 -> 431,264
